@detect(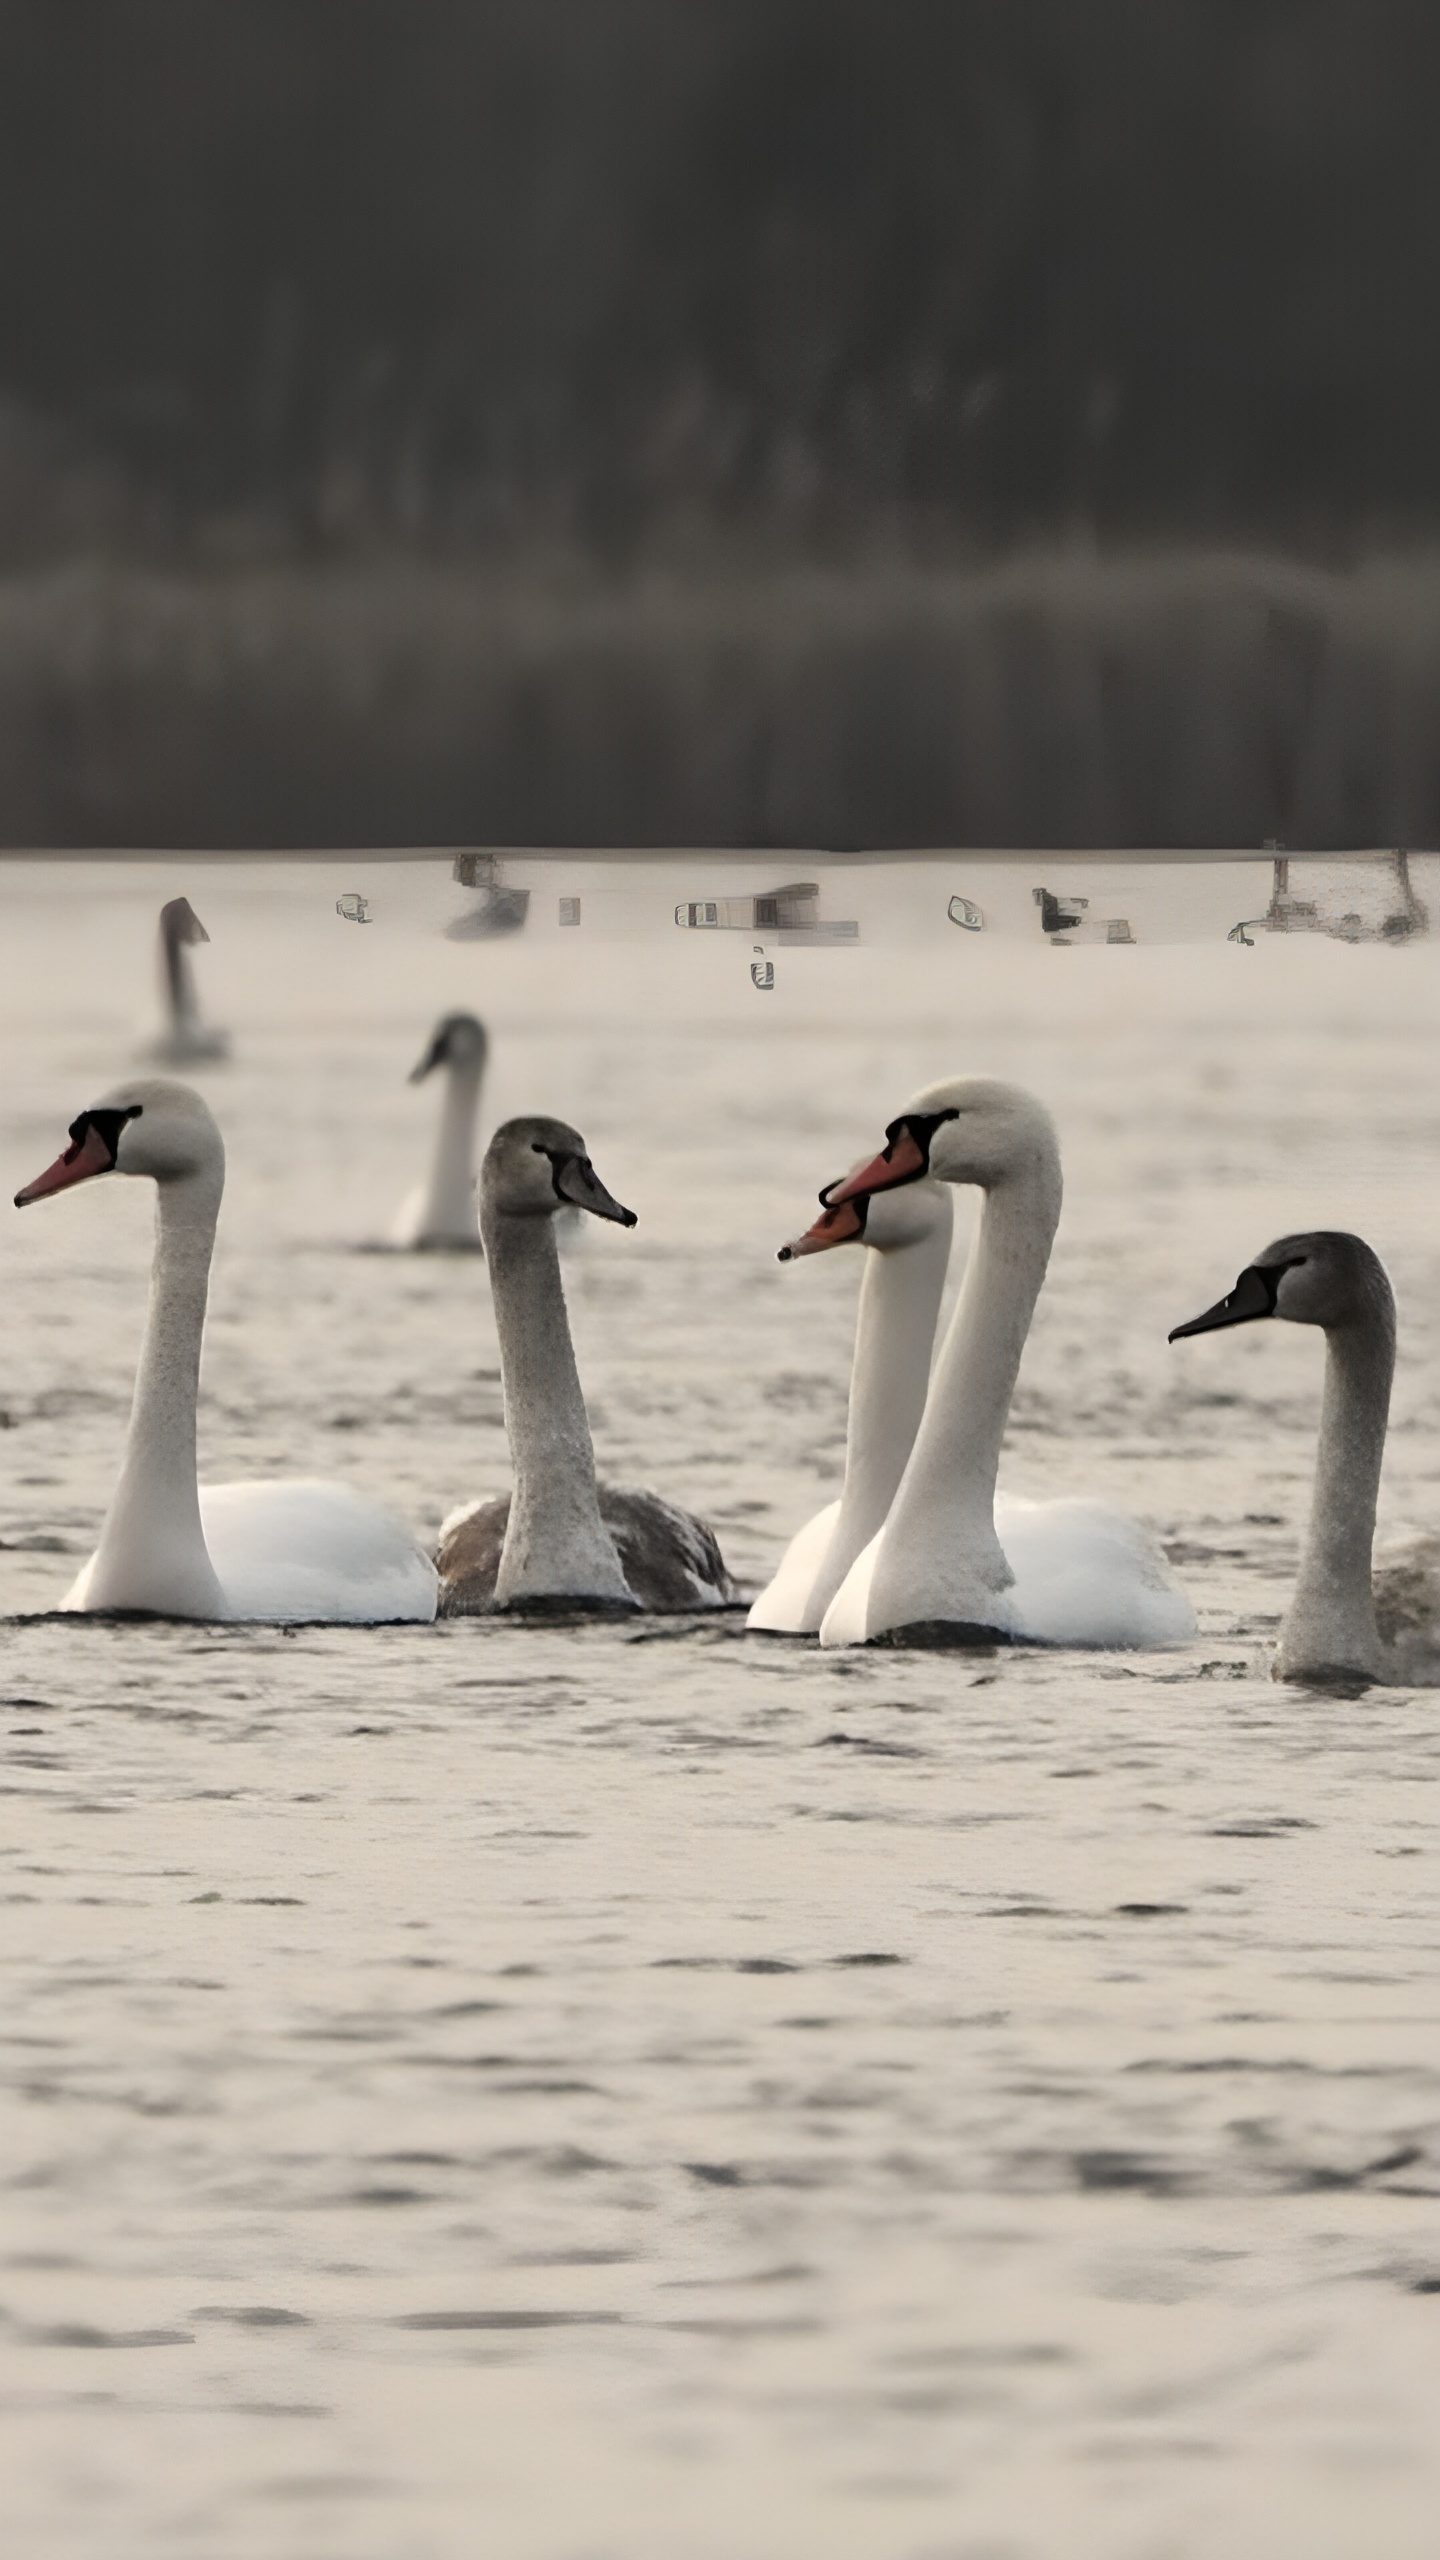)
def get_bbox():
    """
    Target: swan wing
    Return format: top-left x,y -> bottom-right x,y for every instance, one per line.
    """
61,1550 -> 100,1612
387,1185 -> 428,1247
435,1494 -> 510,1614
996,1494 -> 1194,1647
747,1501 -> 842,1633
1373,1531 -> 1440,1683
436,1483 -> 737,1615
200,1480 -> 437,1623
596,1485 -> 739,1610
388,1186 -> 482,1251
141,1027 -> 230,1065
